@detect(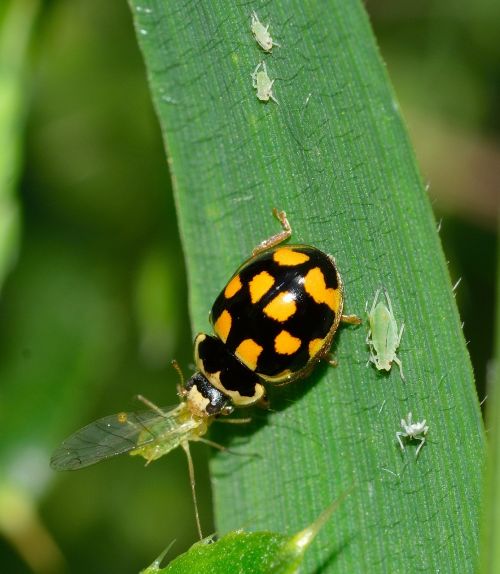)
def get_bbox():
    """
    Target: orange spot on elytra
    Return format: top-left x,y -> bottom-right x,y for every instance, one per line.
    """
249,271 -> 275,303
303,267 -> 340,311
225,275 -> 242,299
308,338 -> 324,358
235,339 -> 263,371
274,330 -> 301,355
273,248 -> 310,266
214,309 -> 232,343
263,291 -> 297,322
